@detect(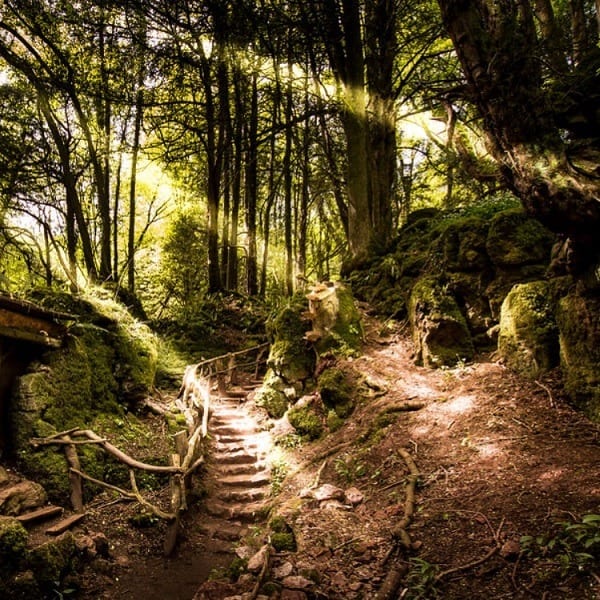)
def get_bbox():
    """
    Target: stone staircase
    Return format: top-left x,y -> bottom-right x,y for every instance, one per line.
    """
200,385 -> 273,540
